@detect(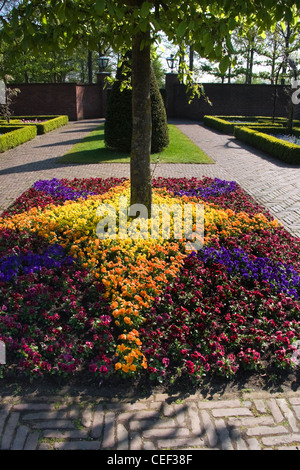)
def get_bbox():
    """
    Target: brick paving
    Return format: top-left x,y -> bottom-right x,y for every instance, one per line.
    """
1,391 -> 300,450
0,118 -> 300,452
